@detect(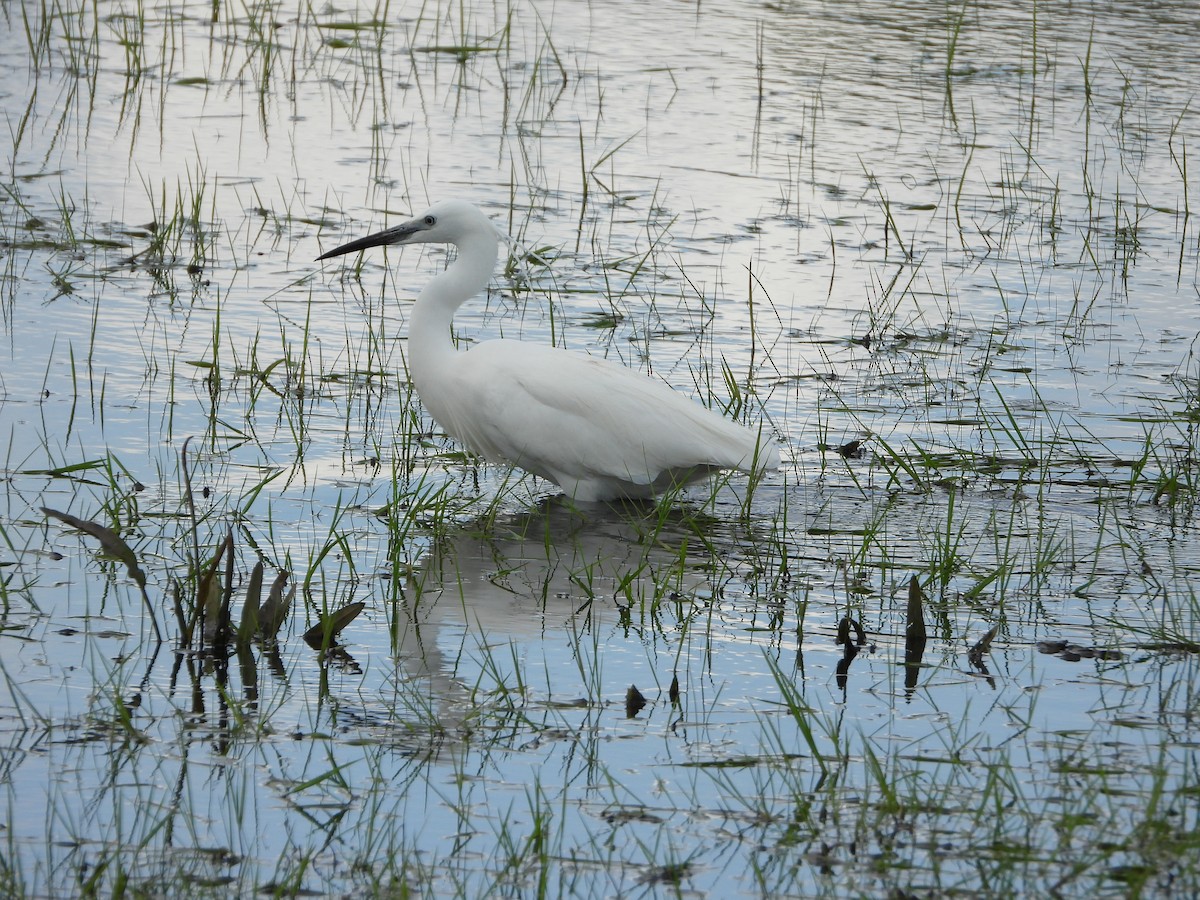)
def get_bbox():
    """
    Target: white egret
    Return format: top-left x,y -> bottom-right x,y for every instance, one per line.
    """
318,200 -> 777,501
